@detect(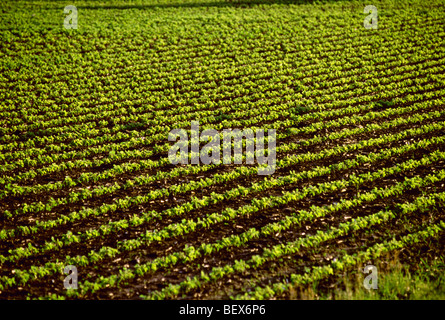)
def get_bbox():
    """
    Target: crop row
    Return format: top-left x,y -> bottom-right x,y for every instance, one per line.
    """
2,29 -> 443,138
2,109 -> 443,239
2,13 -> 440,94
1,75 -> 443,188
3,99 -> 444,219
2,58 -> 442,178
2,35 -> 442,148
1,135 -> 443,291
236,219 -> 445,300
